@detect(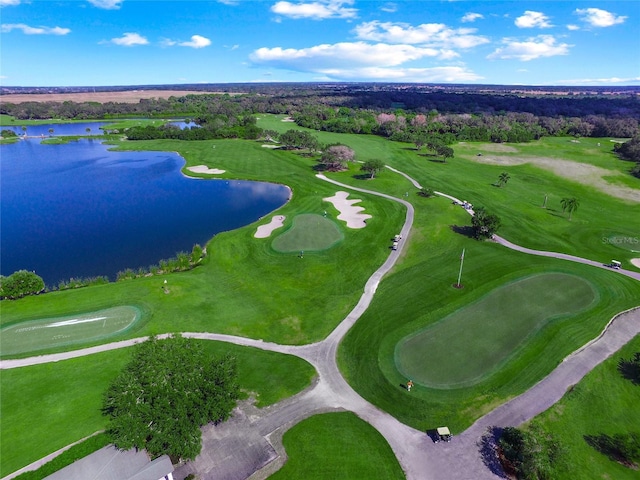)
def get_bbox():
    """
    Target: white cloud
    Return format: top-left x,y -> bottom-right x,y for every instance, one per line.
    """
217,0 -> 239,5
88,0 -> 123,9
380,2 -> 397,13
515,11 -> 552,28
271,1 -> 357,20
461,13 -> 483,23
566,24 -> 580,31
0,0 -> 21,7
178,35 -> 211,48
575,8 -> 626,27
487,35 -> 571,61
312,66 -> 482,82
109,32 -> 148,46
251,42 -> 449,70
354,20 -> 489,49
1,23 -> 71,35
